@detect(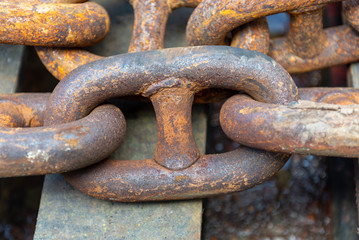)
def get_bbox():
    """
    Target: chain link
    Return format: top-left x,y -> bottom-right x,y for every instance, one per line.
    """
0,1 -> 109,46
0,93 -> 126,177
